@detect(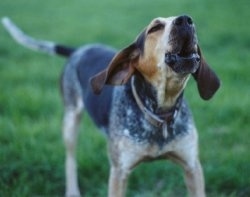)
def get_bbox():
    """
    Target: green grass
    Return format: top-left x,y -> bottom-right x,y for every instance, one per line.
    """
0,0 -> 250,196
